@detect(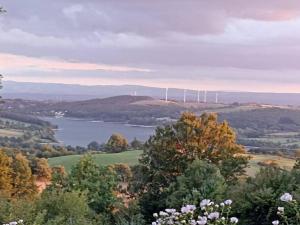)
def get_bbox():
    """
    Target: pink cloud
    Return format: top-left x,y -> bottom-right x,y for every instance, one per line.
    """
0,53 -> 152,72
